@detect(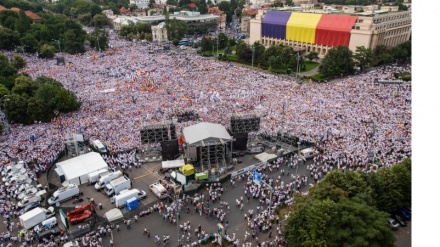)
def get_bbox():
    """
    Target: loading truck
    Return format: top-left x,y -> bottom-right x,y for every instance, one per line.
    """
104,176 -> 131,196
19,207 -> 55,230
95,171 -> 123,191
48,183 -> 81,205
87,169 -> 110,185
112,189 -> 147,209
